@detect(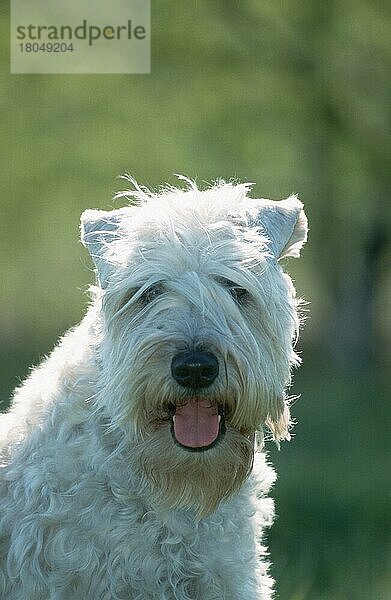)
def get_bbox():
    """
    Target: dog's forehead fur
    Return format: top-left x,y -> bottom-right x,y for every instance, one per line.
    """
113,199 -> 268,287
81,180 -> 307,289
